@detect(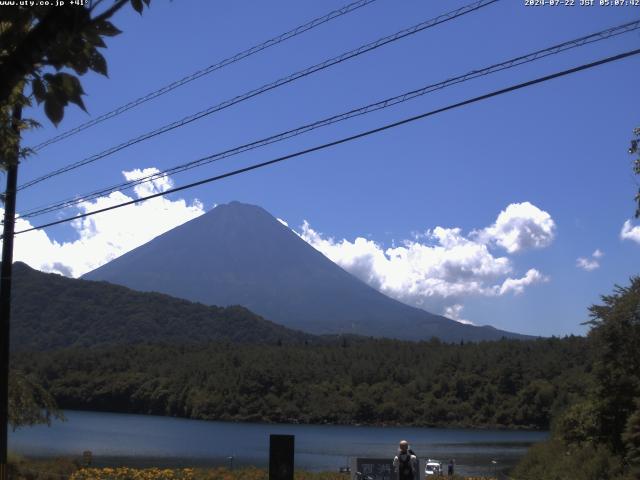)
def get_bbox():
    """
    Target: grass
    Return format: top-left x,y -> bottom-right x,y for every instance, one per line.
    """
7,453 -> 79,479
